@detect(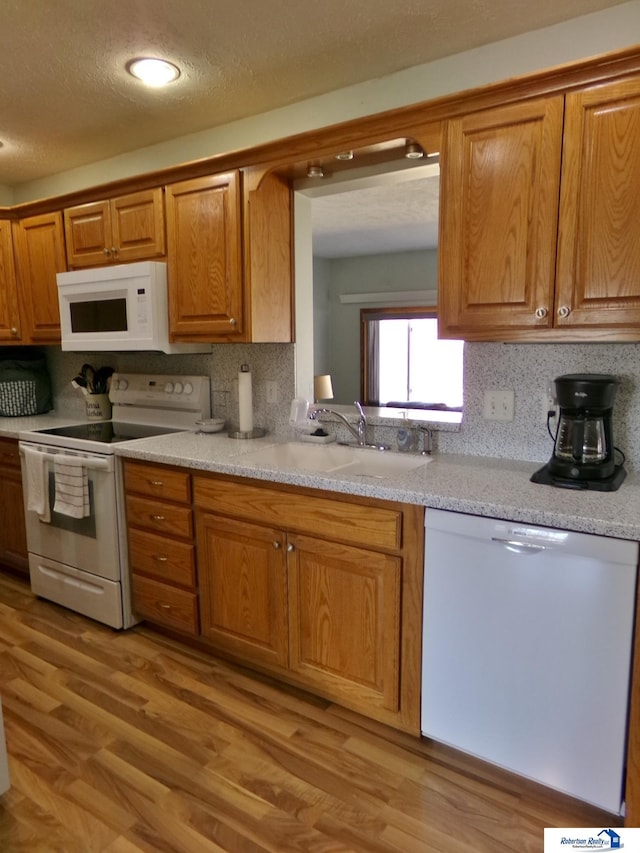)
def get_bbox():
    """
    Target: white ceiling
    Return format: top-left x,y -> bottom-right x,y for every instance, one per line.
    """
307,162 -> 441,258
0,0 -> 627,190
